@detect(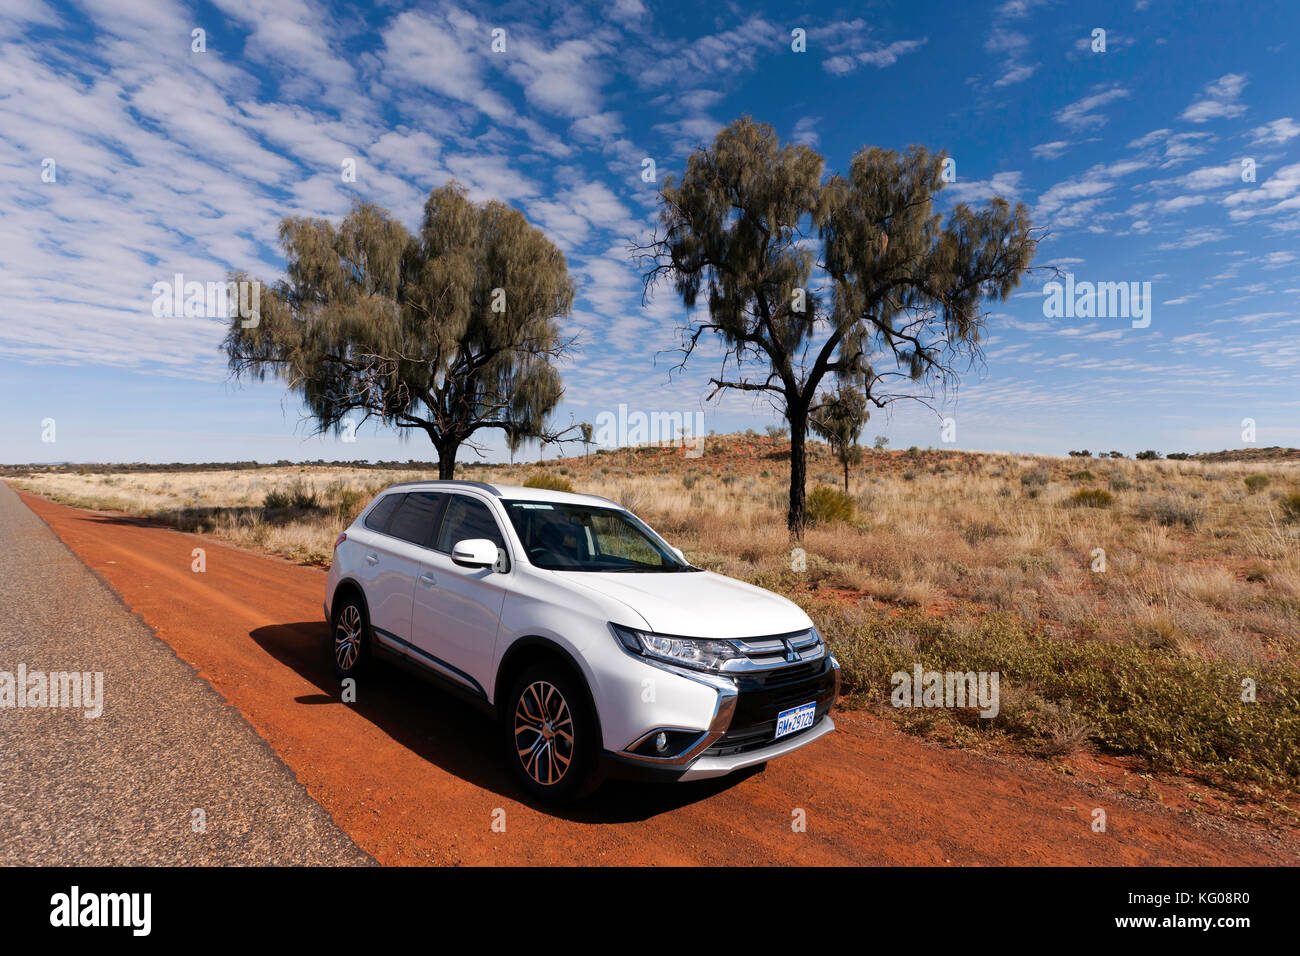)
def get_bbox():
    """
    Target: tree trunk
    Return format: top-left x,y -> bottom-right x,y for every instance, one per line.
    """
436,438 -> 459,480
787,405 -> 808,539
842,457 -> 849,494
